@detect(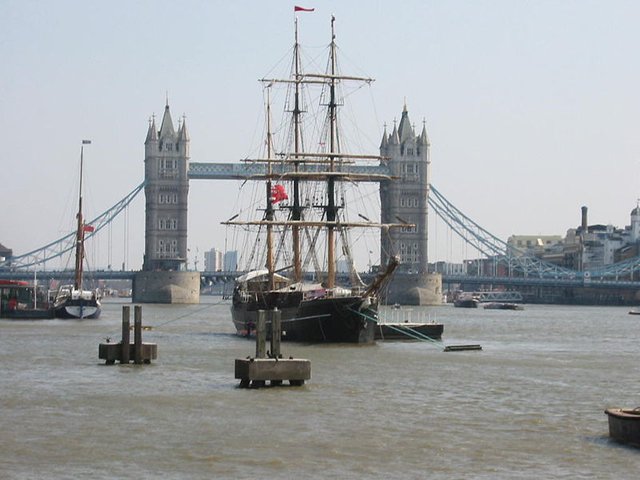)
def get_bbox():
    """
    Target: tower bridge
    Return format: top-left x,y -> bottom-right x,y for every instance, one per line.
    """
4,102 -> 640,304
